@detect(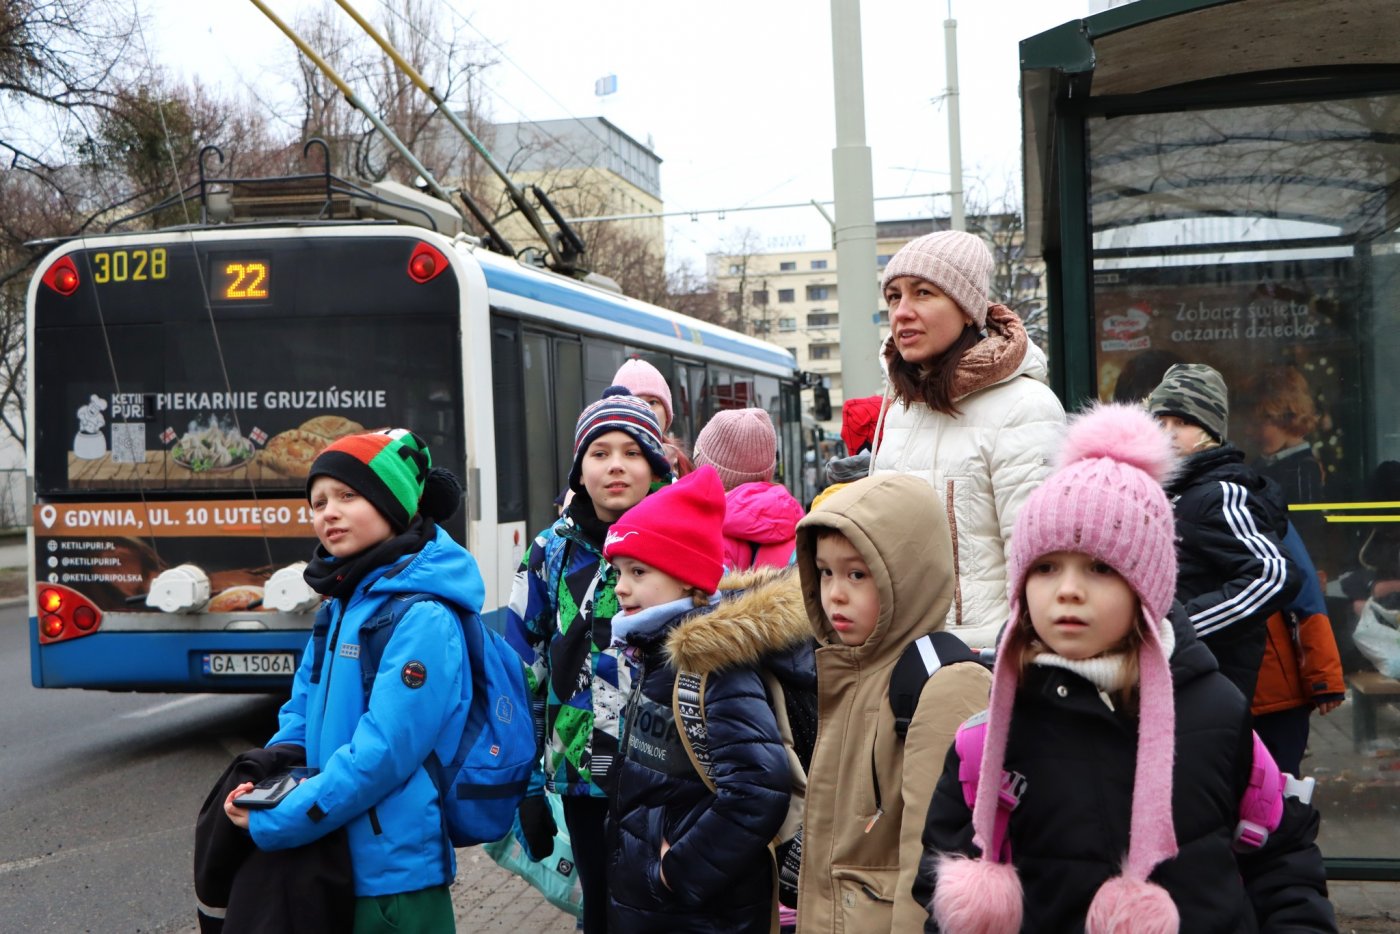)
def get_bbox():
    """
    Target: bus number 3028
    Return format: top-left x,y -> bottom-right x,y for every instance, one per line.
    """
92,248 -> 167,284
